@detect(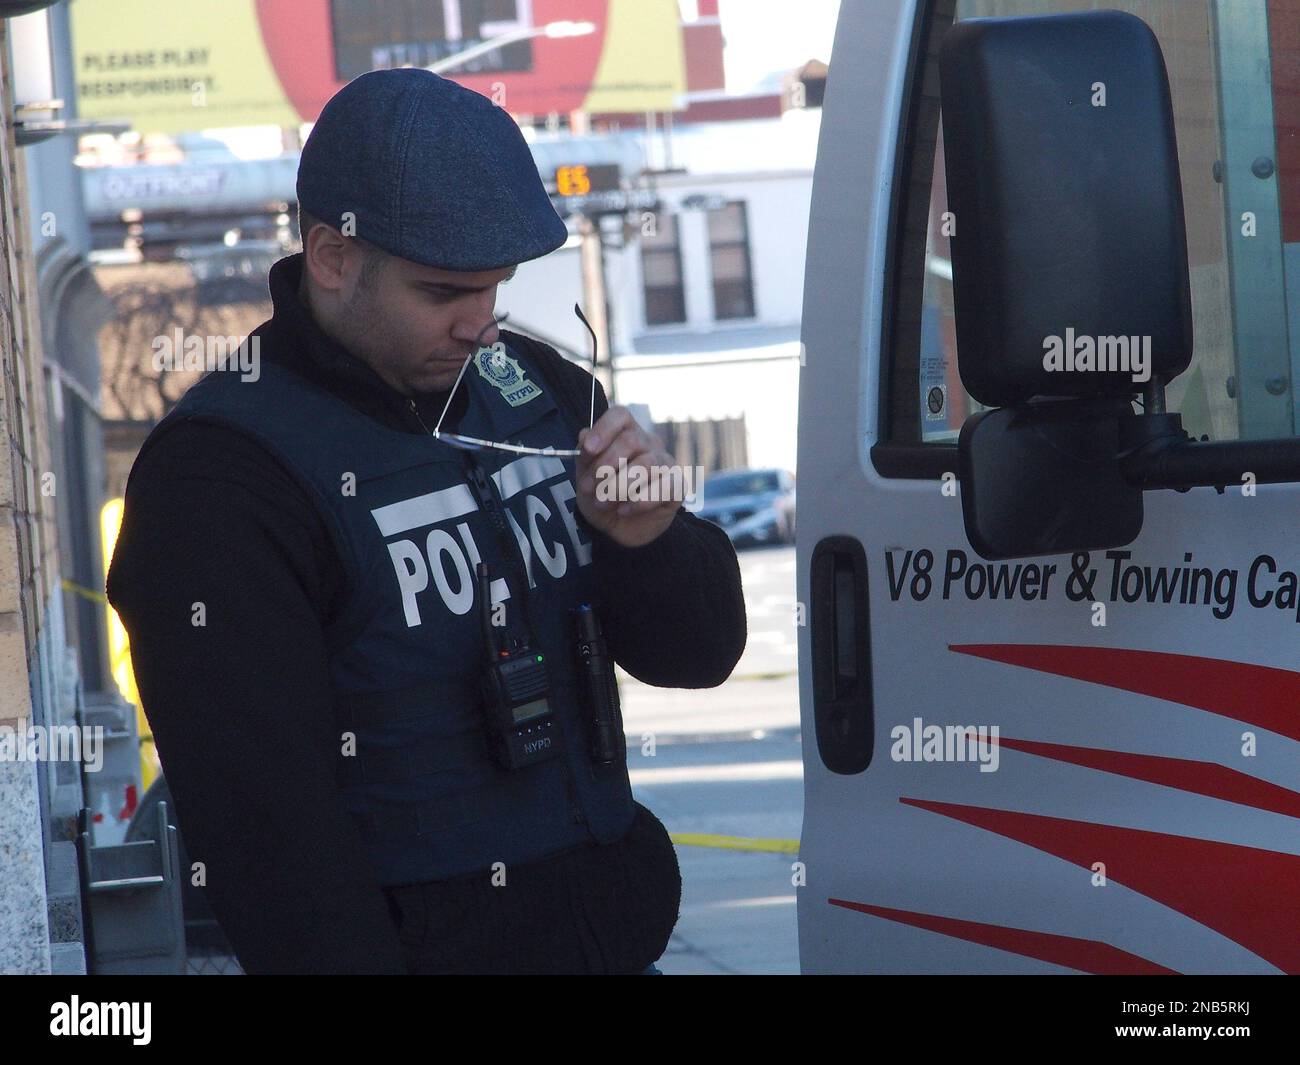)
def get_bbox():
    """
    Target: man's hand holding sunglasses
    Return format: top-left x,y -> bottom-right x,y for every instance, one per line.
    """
575,406 -> 682,549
